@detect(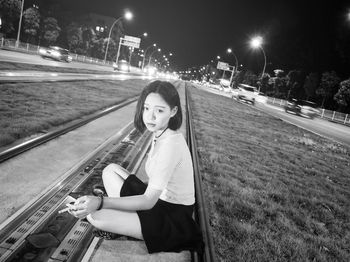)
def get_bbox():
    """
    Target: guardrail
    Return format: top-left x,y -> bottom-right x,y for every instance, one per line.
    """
267,97 -> 350,126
